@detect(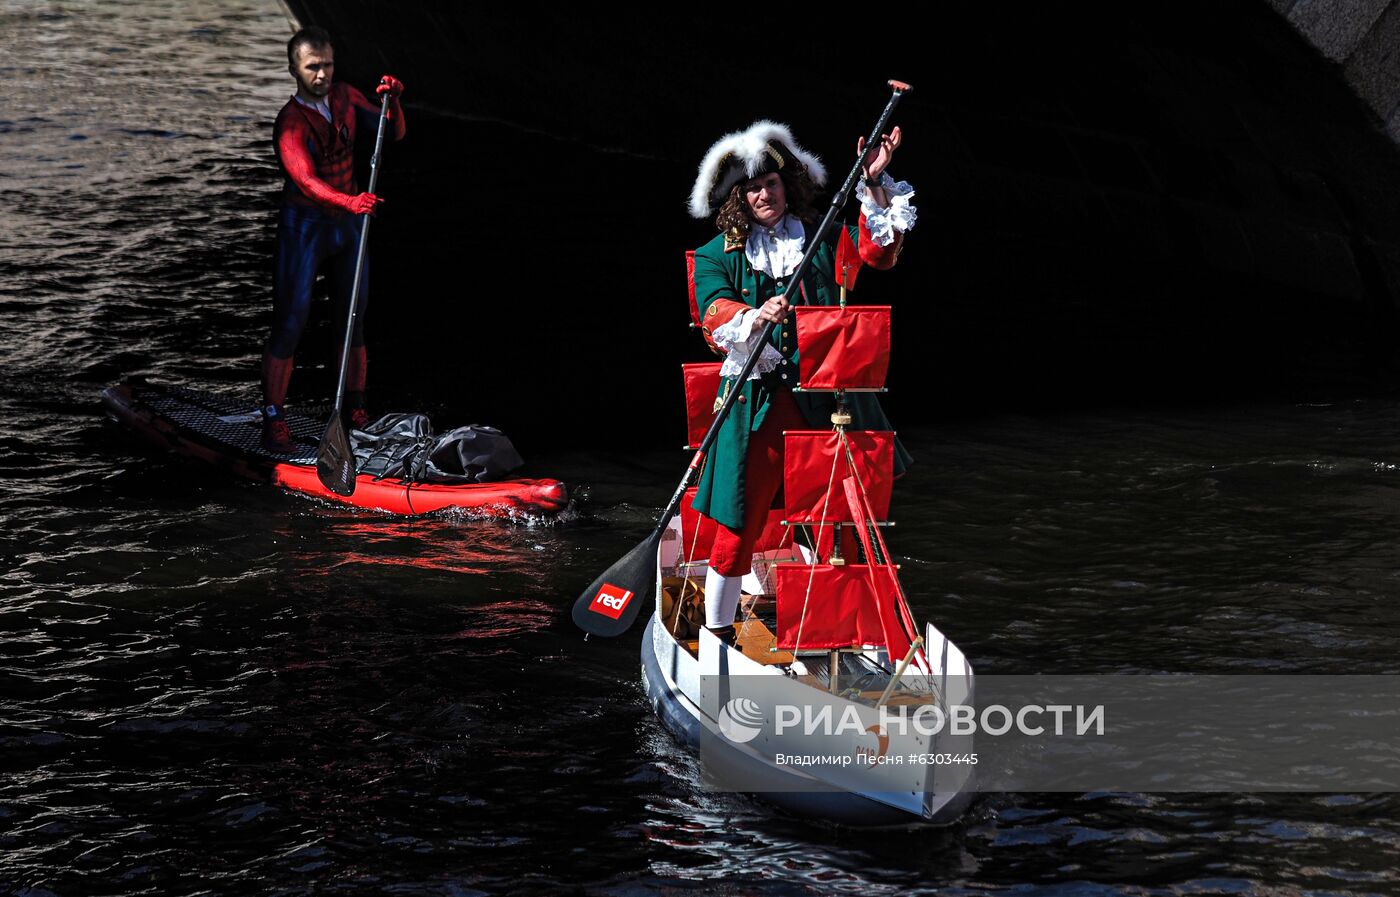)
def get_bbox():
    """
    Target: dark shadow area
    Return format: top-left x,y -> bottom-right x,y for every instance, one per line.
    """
280,1 -> 1400,450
